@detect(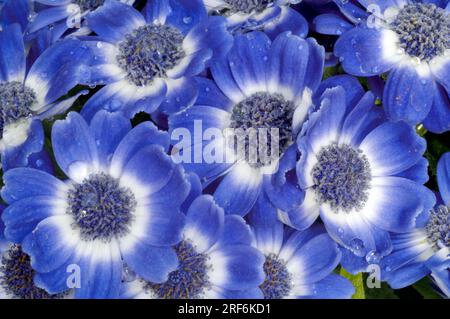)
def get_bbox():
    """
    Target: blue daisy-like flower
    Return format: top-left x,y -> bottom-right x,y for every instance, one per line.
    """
294,80 -> 435,262
321,0 -> 450,133
247,195 -> 354,299
121,195 -> 265,299
169,30 -> 324,217
202,0 -> 308,38
1,110 -> 191,298
80,0 -> 233,120
371,152 -> 450,297
26,0 -> 135,41
0,23 -> 91,171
